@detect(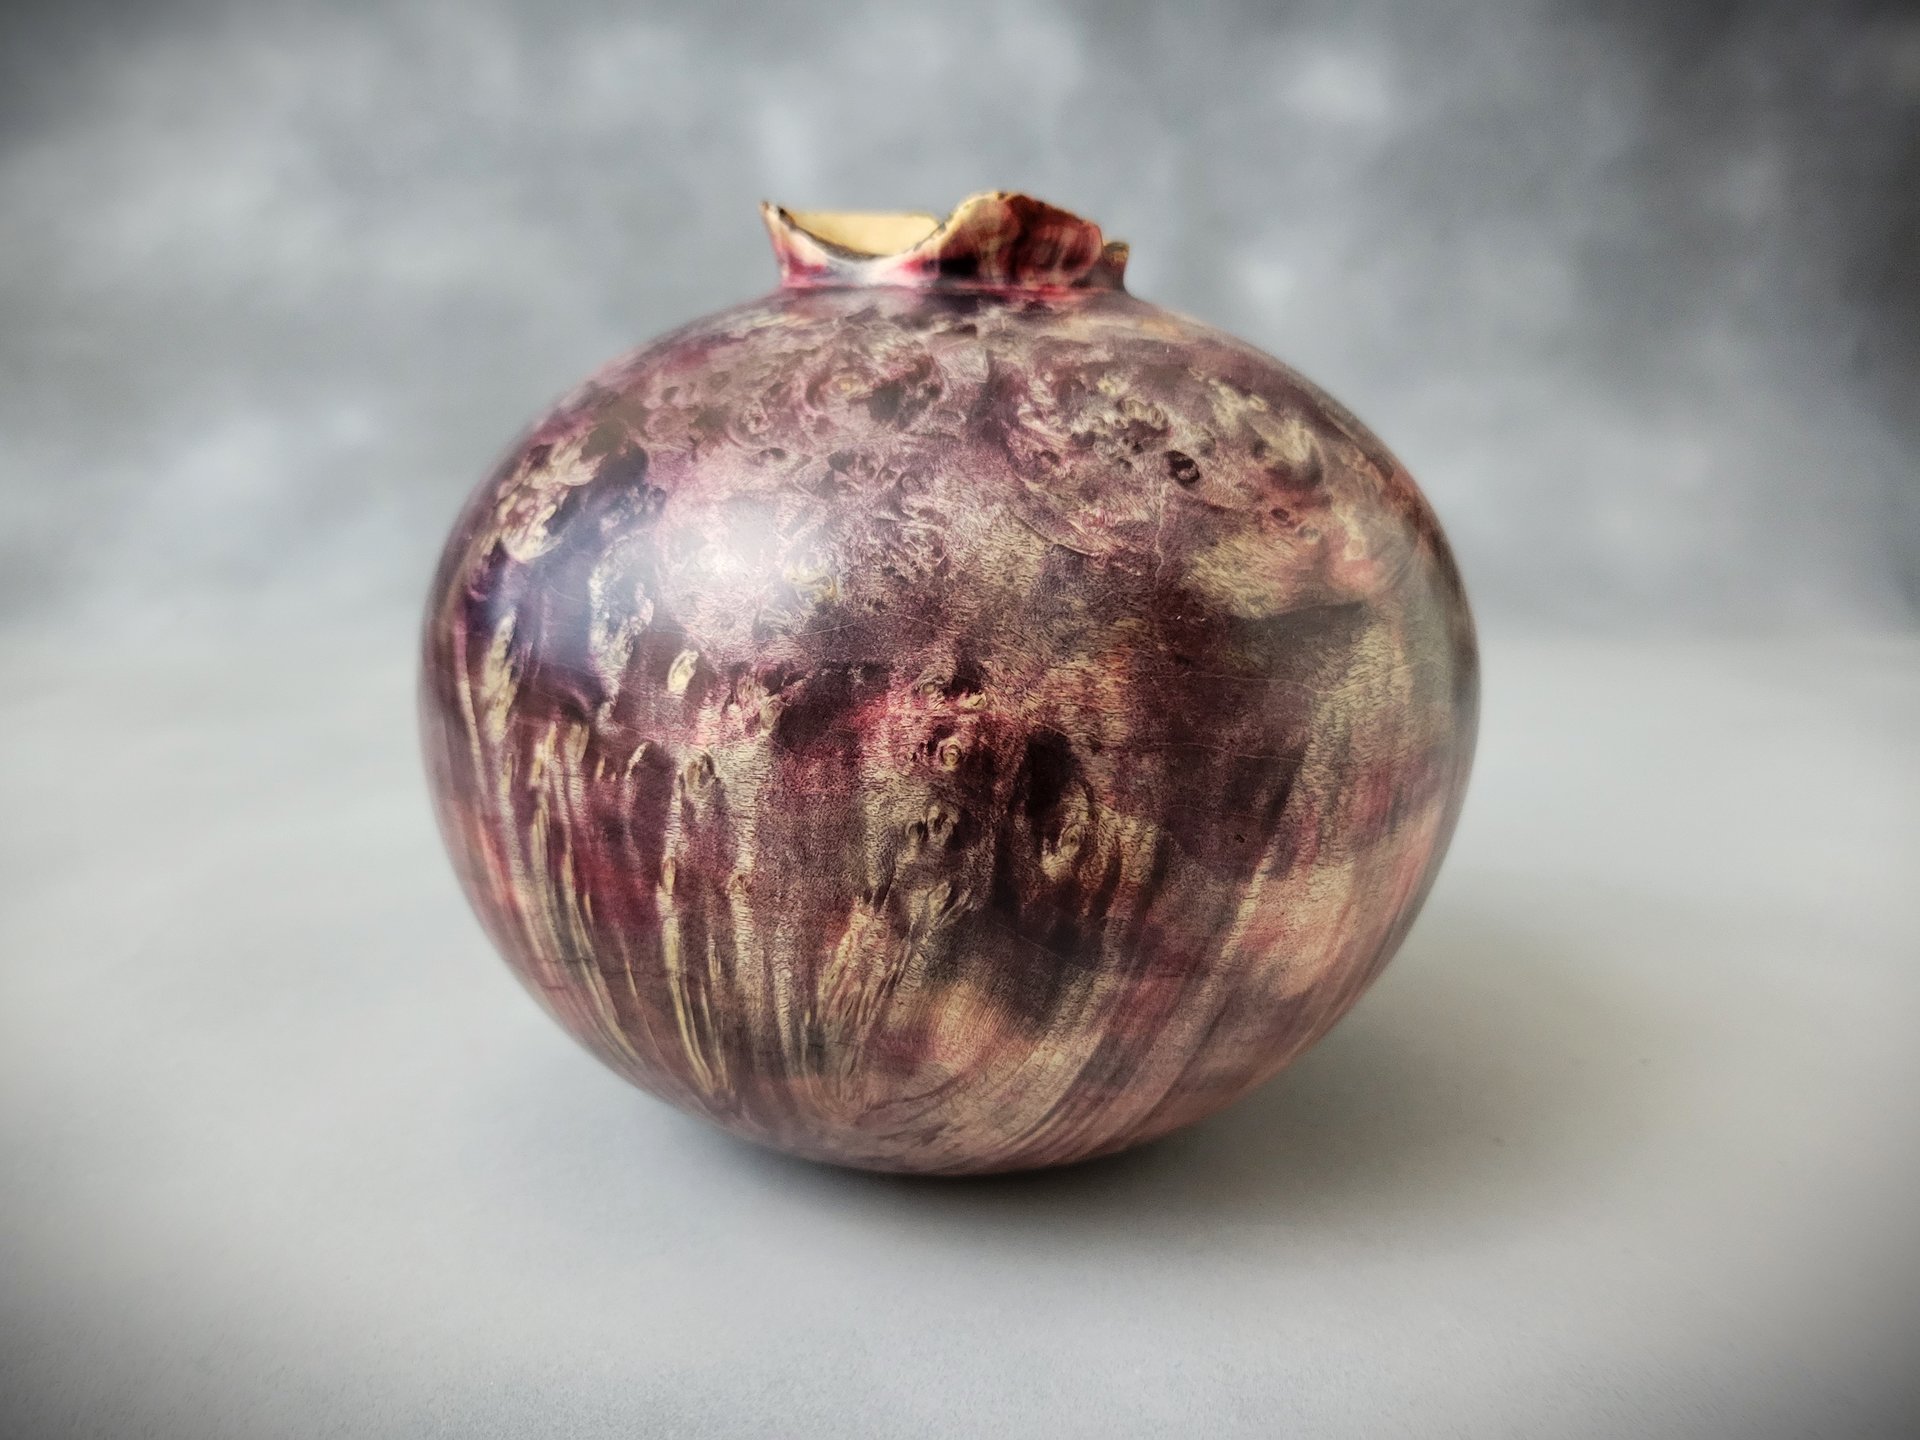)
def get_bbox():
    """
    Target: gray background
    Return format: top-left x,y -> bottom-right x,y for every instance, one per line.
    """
2,1 -> 1917,1436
